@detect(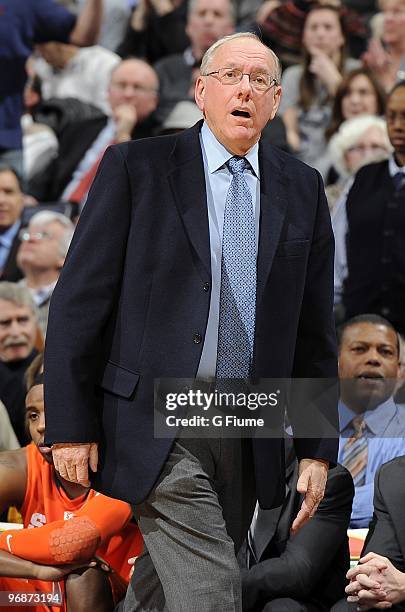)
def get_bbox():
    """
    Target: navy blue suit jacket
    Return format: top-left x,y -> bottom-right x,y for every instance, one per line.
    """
44,121 -> 338,507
